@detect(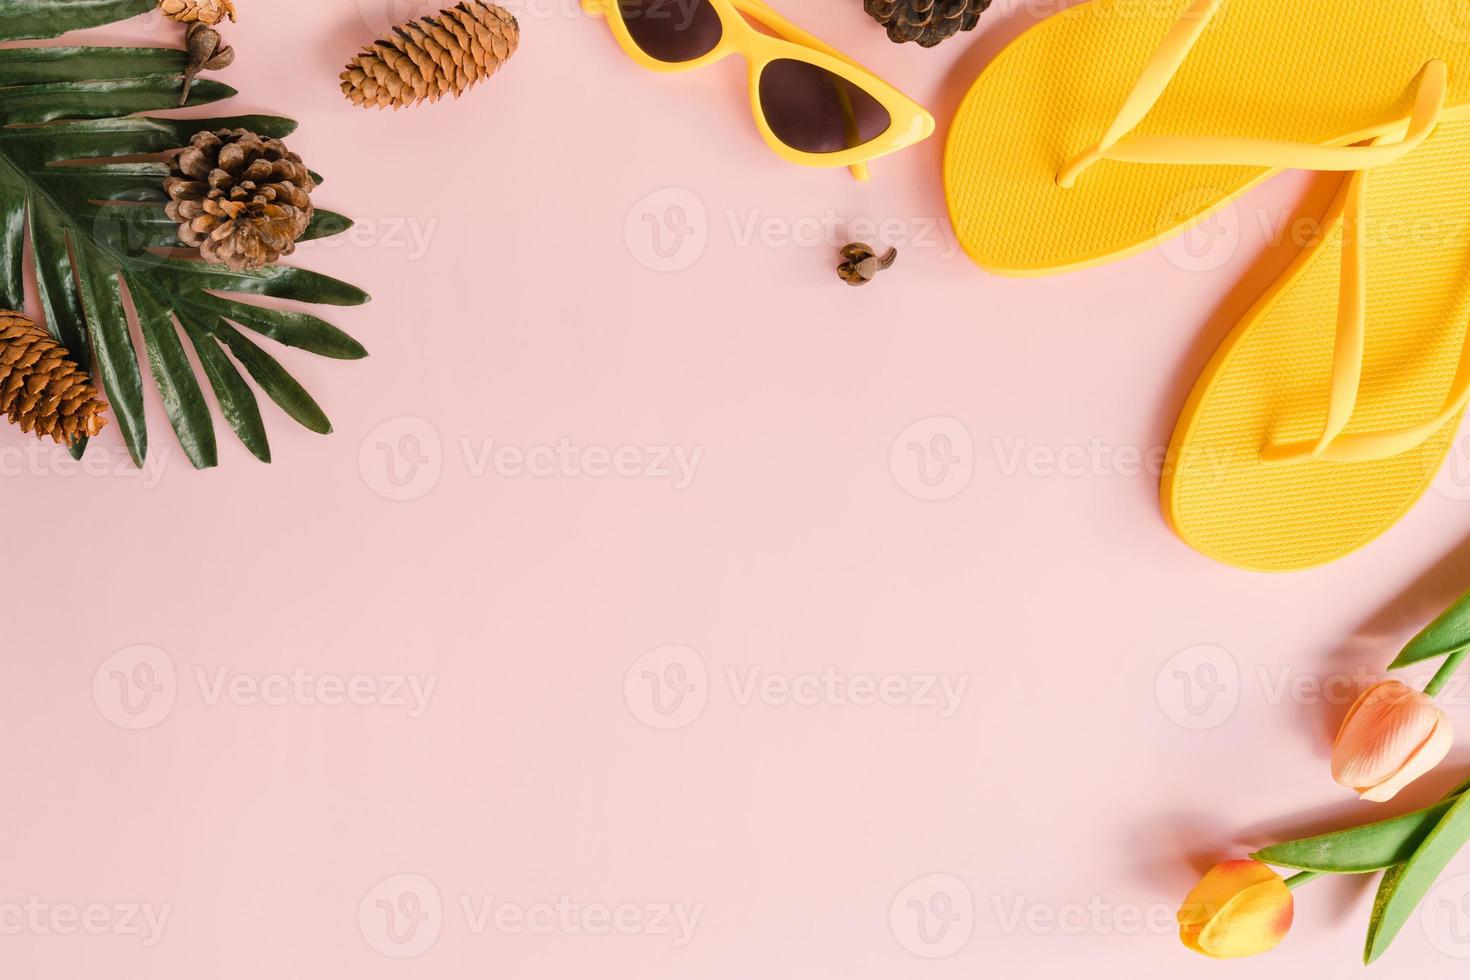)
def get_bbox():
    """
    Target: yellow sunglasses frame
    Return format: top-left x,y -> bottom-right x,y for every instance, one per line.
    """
583,0 -> 935,180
